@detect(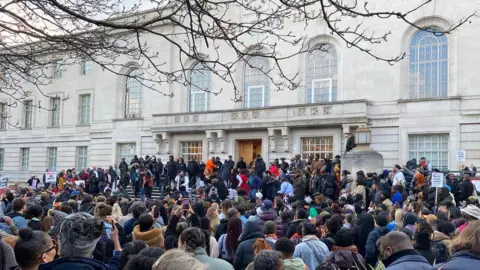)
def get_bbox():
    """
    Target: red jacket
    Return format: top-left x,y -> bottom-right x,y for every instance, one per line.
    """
239,174 -> 249,194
